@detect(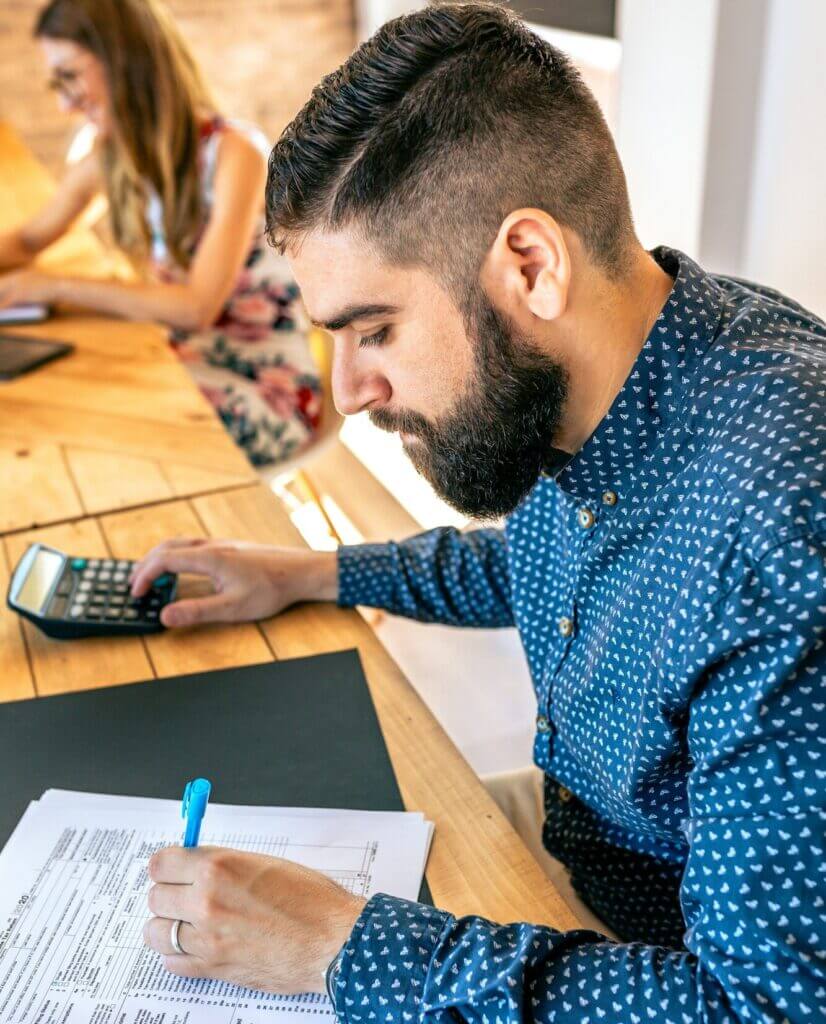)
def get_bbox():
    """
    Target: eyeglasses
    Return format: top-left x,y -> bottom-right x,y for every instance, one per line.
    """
47,63 -> 90,103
